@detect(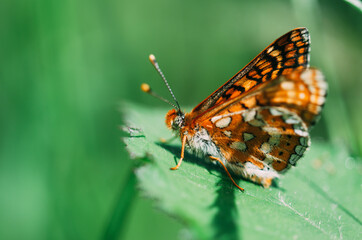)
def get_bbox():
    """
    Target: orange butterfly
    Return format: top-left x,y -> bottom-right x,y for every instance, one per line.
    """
142,28 -> 327,191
